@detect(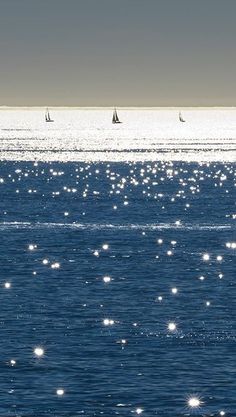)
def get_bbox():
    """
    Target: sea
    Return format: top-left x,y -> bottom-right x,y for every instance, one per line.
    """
0,108 -> 235,416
